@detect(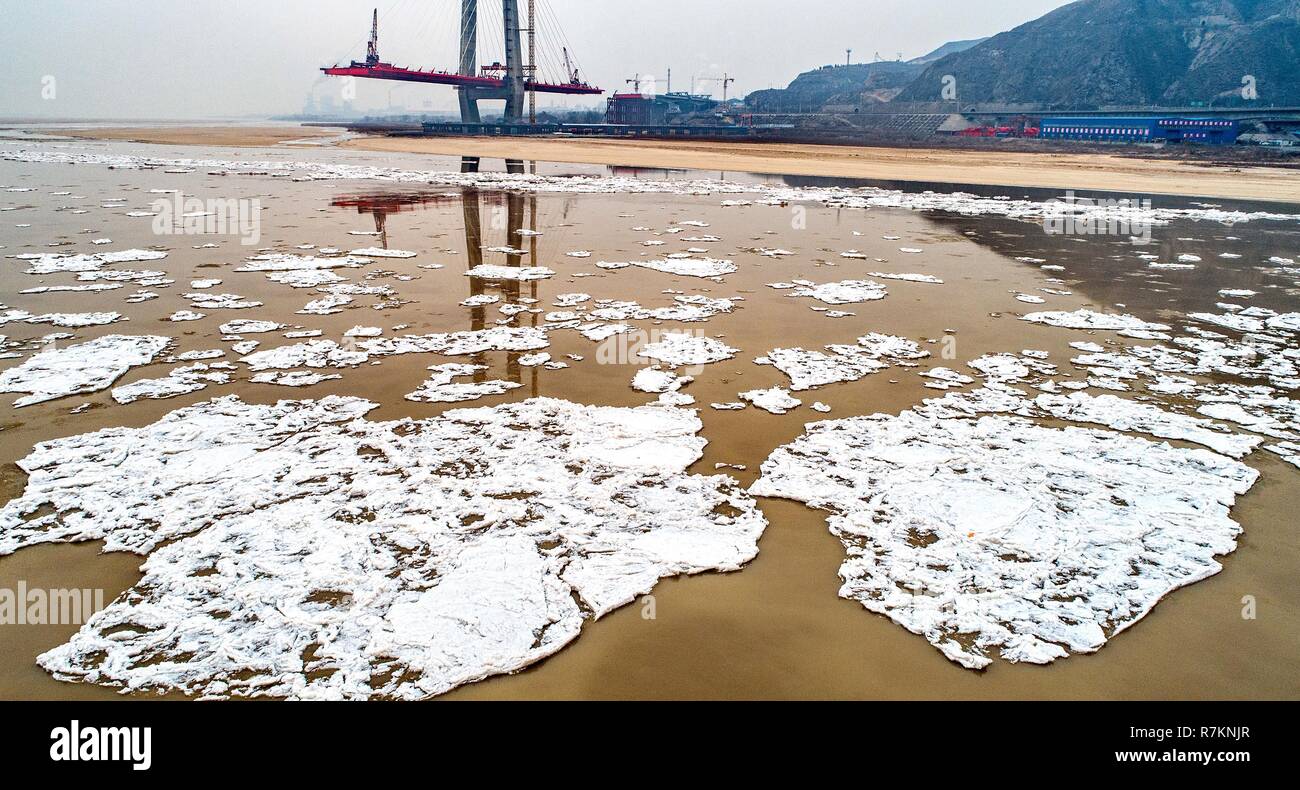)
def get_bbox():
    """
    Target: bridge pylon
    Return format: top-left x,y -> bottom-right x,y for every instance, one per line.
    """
457,0 -> 527,124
